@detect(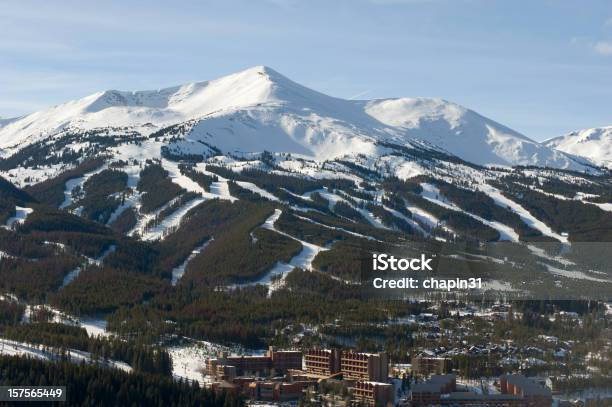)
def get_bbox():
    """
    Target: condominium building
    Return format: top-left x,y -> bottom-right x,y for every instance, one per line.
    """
207,347 -> 303,379
248,381 -> 313,402
500,374 -> 553,407
303,349 -> 341,377
341,351 -> 389,382
411,374 -> 457,406
350,381 -> 393,407
411,355 -> 451,376
411,374 -> 552,407
268,347 -> 303,373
